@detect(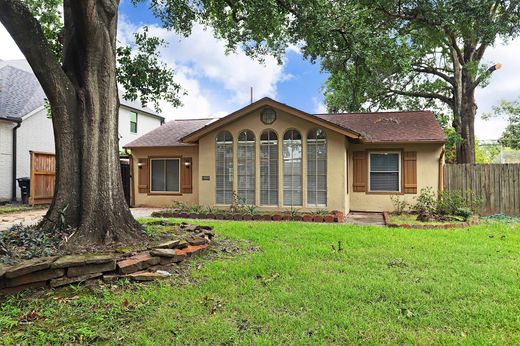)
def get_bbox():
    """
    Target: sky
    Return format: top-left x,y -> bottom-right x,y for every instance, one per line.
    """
1,2 -> 519,140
